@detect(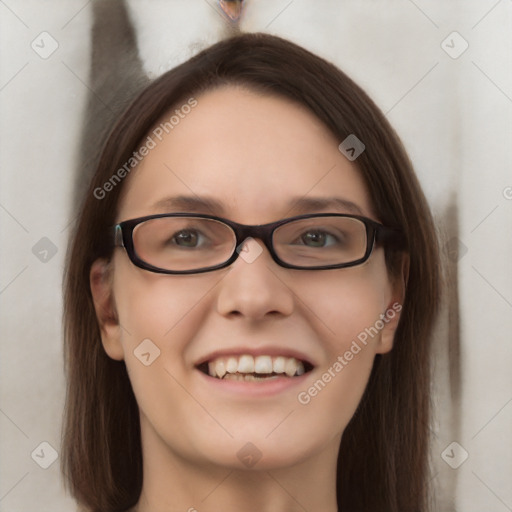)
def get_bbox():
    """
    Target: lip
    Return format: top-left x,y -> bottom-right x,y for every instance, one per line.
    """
195,366 -> 312,397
